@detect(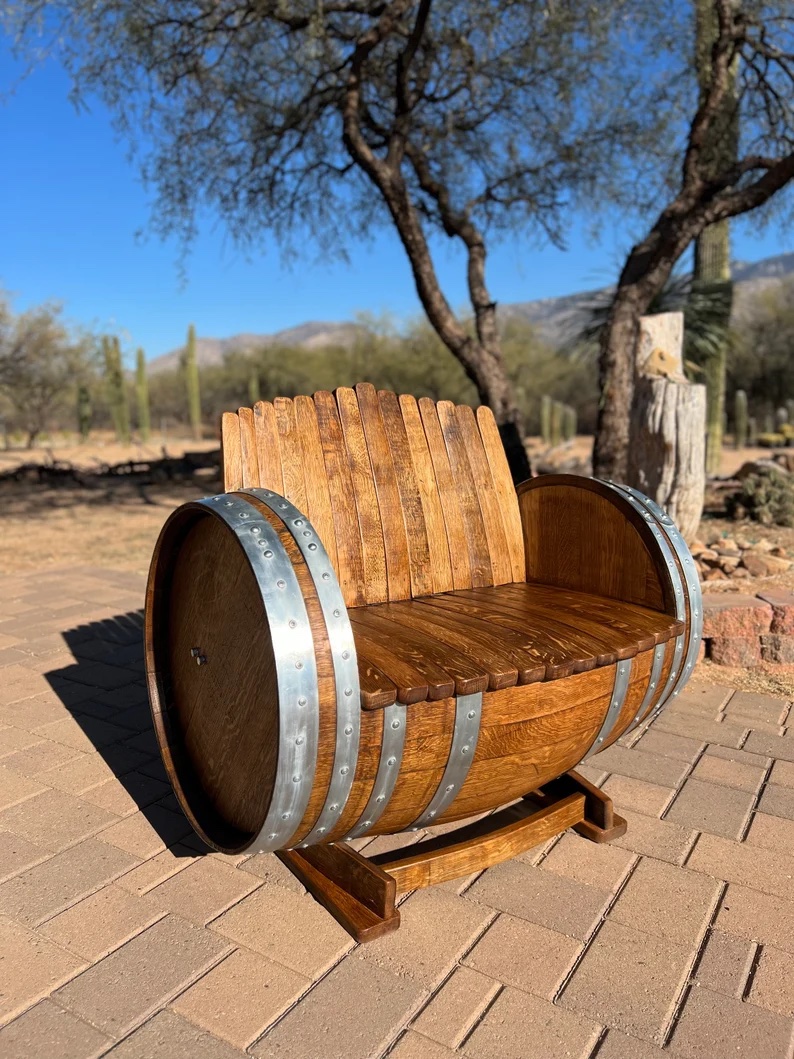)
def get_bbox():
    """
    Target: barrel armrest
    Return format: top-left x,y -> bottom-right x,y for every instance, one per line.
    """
516,474 -> 678,616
